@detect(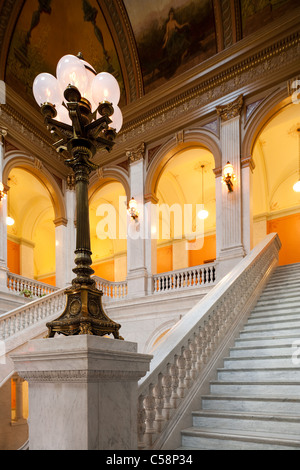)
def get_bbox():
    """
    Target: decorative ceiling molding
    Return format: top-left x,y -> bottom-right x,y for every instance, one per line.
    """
116,31 -> 300,149
101,0 -> 143,102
